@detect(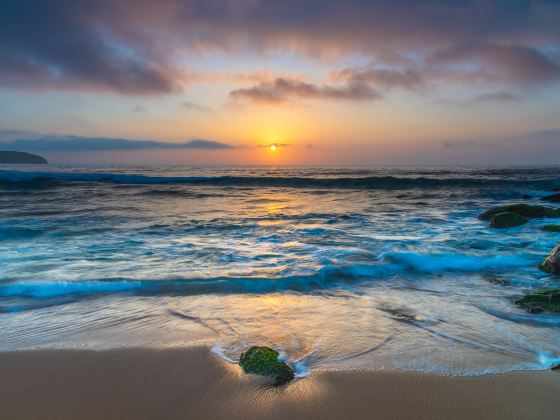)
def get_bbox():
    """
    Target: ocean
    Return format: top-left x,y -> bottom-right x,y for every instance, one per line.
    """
1,165 -> 559,376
